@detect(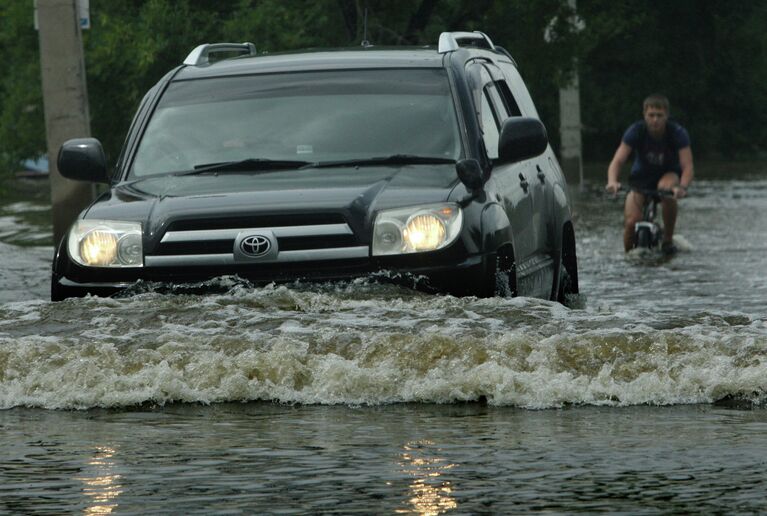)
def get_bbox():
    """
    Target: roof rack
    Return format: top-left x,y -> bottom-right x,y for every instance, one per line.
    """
437,31 -> 495,53
183,42 -> 257,66
494,45 -> 517,66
